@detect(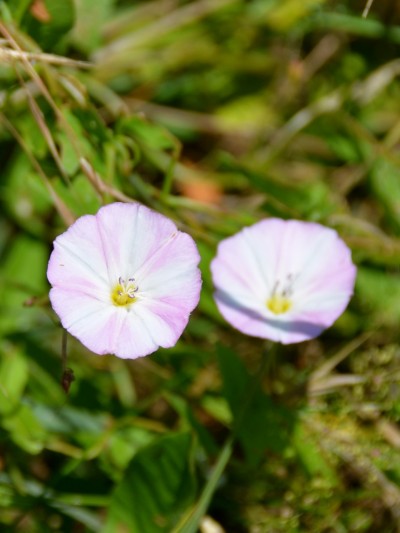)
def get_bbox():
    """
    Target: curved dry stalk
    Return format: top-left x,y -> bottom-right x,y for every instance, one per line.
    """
0,112 -> 75,227
13,66 -> 70,183
80,158 -> 135,204
0,46 -> 92,68
94,0 -> 239,62
256,58 -> 400,167
362,0 -> 375,18
0,23 -> 83,164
